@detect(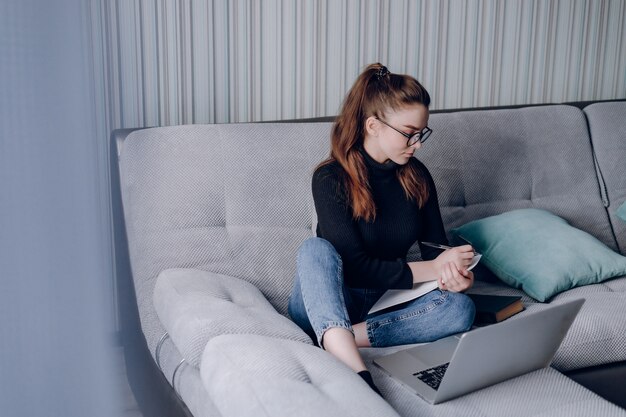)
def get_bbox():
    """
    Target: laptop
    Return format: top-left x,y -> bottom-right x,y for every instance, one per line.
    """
373,298 -> 584,404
